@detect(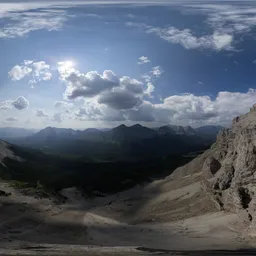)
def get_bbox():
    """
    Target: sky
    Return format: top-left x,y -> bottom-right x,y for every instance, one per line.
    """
1,0 -> 256,129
